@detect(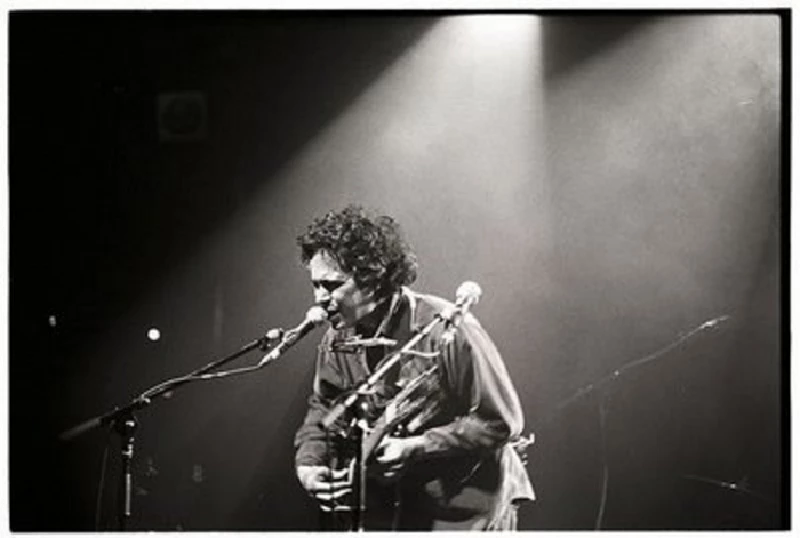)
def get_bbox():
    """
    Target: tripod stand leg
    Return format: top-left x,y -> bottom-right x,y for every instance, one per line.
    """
116,416 -> 138,531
